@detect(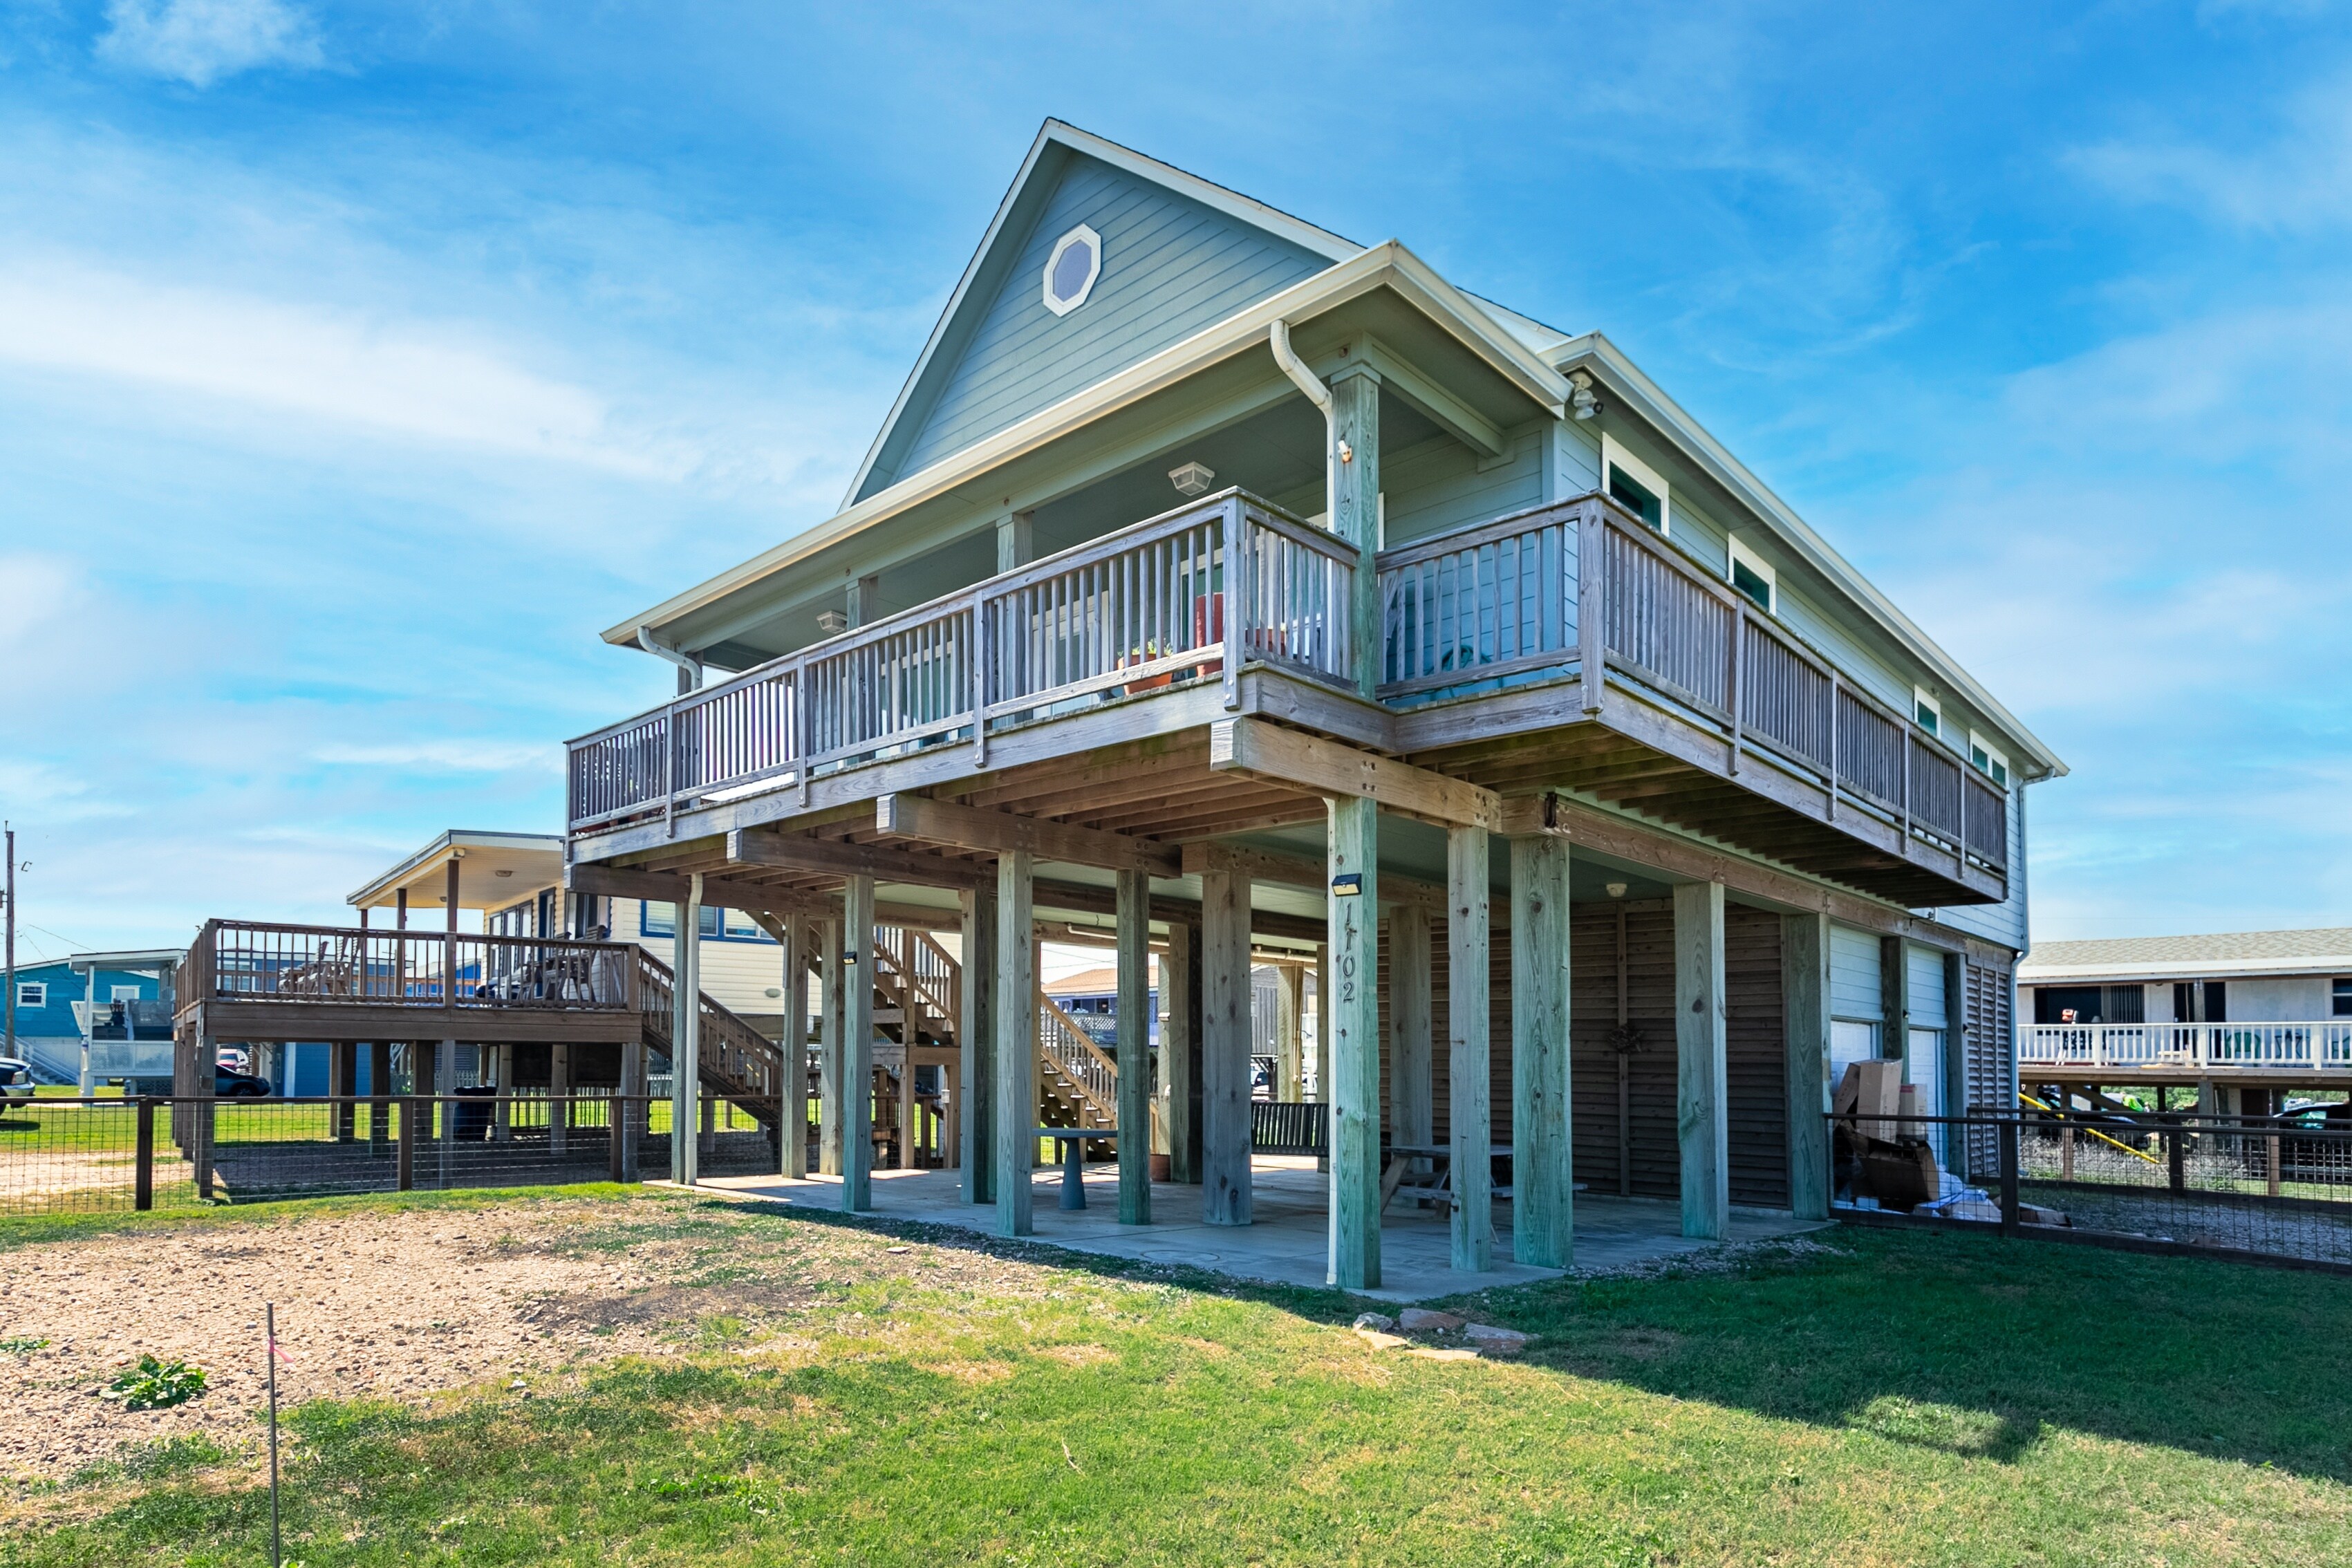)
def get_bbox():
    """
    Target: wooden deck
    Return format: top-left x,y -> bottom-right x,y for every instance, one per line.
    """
566,489 -> 2008,911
